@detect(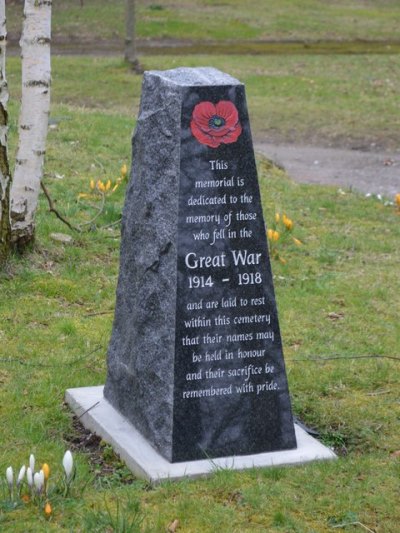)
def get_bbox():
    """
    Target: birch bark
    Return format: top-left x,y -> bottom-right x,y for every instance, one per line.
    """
0,0 -> 11,264
11,0 -> 52,248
